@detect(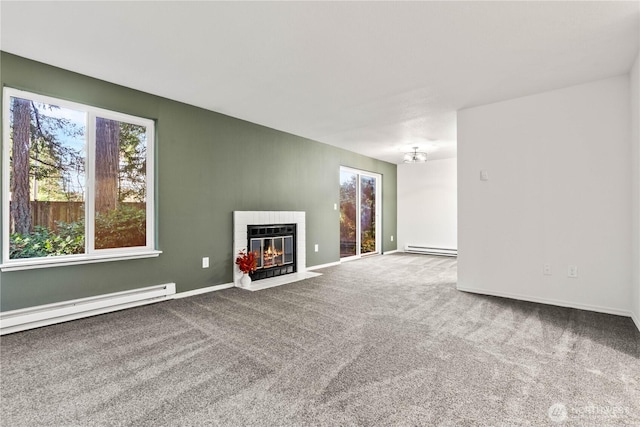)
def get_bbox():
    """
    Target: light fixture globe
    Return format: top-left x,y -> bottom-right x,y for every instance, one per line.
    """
403,147 -> 427,163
